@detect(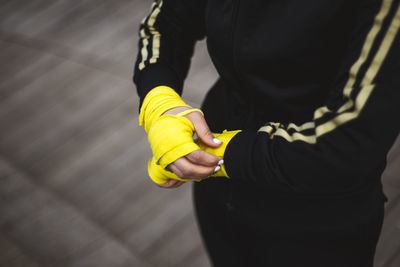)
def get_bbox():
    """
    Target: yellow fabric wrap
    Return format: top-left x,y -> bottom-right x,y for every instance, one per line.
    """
139,86 -> 191,132
139,85 -> 241,184
147,129 -> 242,184
147,112 -> 205,184
196,130 -> 242,177
148,113 -> 200,168
140,85 -> 206,184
